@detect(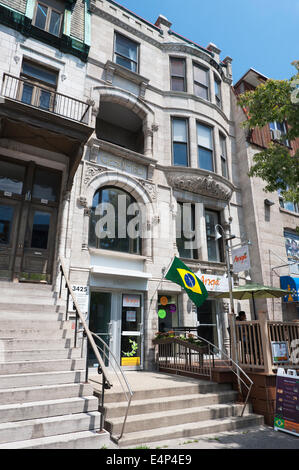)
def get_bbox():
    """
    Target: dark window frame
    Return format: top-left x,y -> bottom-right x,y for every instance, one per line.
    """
171,117 -> 189,167
114,31 -> 139,73
193,62 -> 210,101
170,56 -> 187,92
32,0 -> 64,37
